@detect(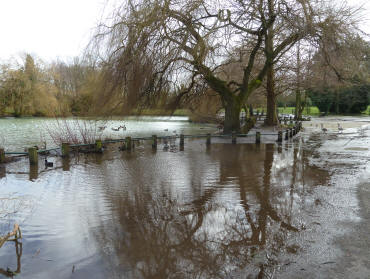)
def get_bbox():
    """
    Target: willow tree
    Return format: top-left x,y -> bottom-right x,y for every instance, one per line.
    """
91,0 -> 345,132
